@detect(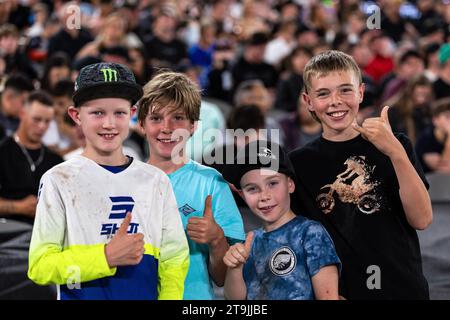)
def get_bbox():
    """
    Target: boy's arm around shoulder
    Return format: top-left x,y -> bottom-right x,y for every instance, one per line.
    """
28,173 -> 116,286
353,106 -> 432,230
